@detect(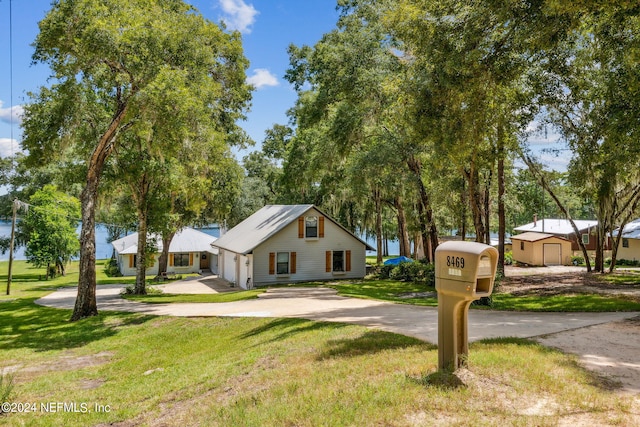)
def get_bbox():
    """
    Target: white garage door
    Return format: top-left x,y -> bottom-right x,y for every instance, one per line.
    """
543,243 -> 562,266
